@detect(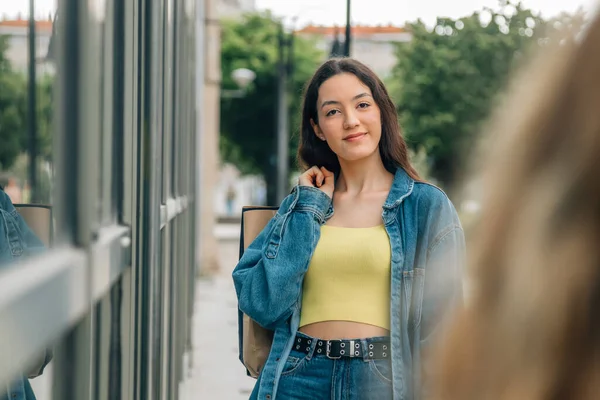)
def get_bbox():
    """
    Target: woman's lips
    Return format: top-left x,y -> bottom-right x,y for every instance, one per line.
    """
344,132 -> 367,142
